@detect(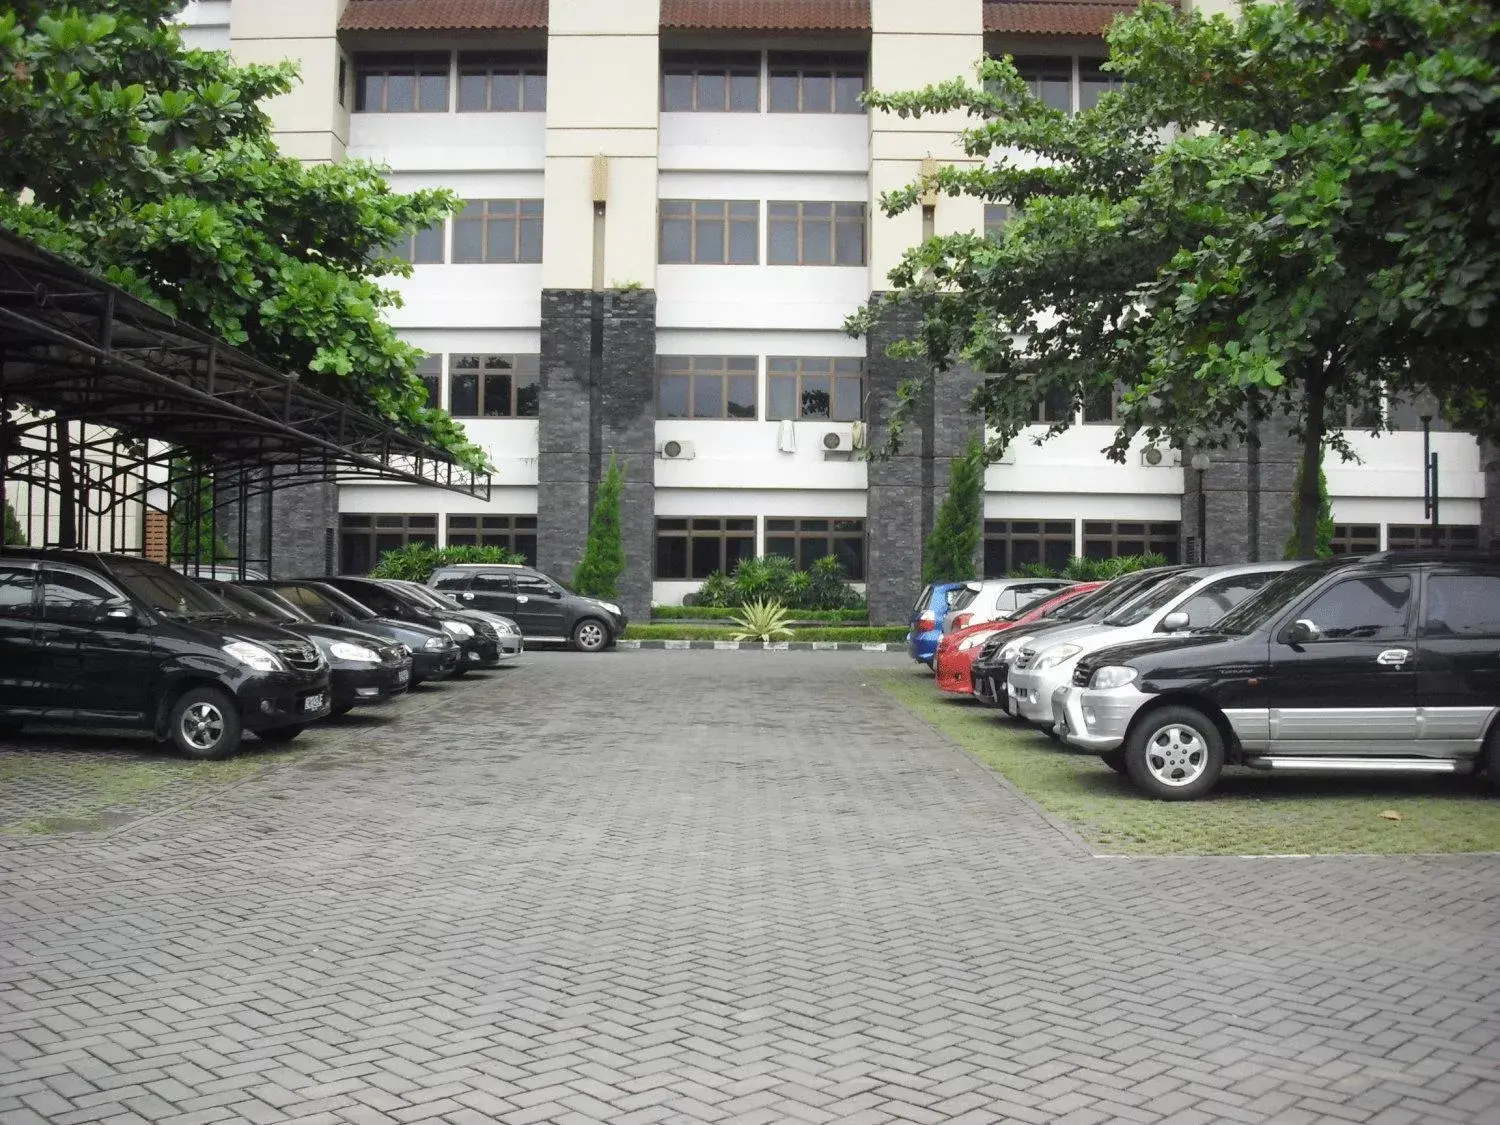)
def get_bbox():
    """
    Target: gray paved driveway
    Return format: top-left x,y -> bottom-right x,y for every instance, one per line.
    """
2,650 -> 1498,1125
